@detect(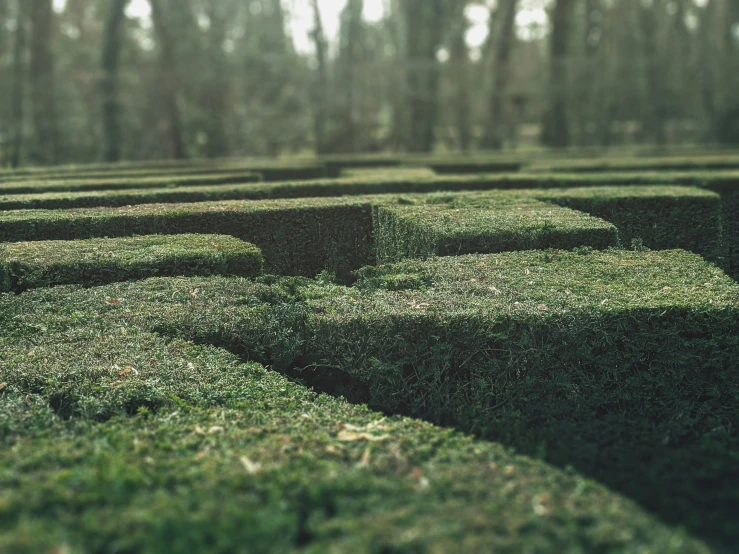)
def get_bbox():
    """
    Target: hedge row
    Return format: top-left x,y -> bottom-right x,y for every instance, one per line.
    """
0,186 -> 720,279
529,154 -> 739,173
0,172 -> 262,195
373,198 -> 618,263
0,161 -> 340,184
64,251 -> 733,548
0,234 -> 262,292
0,283 -> 706,552
0,198 -> 374,280
1,168 -> 735,210
0,187 -> 722,279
